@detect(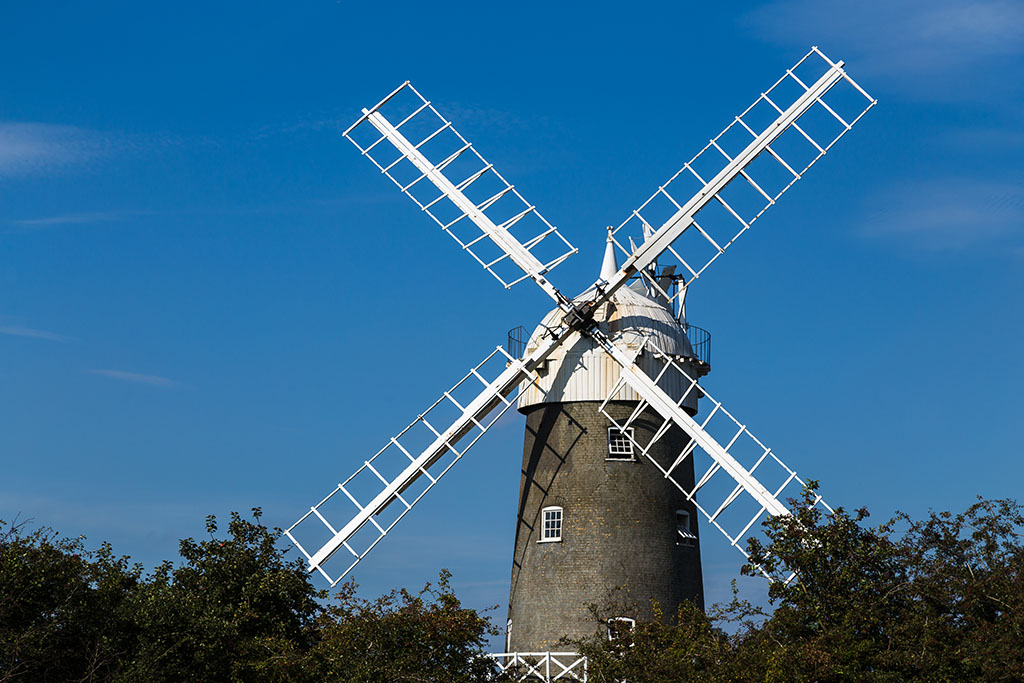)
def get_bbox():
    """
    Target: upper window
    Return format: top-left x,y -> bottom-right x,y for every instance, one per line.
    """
540,506 -> 563,542
676,509 -> 697,547
607,427 -> 635,461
